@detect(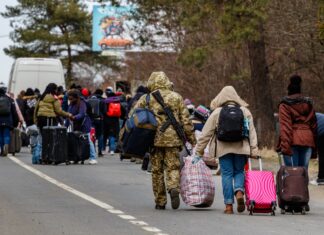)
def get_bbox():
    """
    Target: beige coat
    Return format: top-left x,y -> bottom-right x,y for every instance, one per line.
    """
196,86 -> 258,159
